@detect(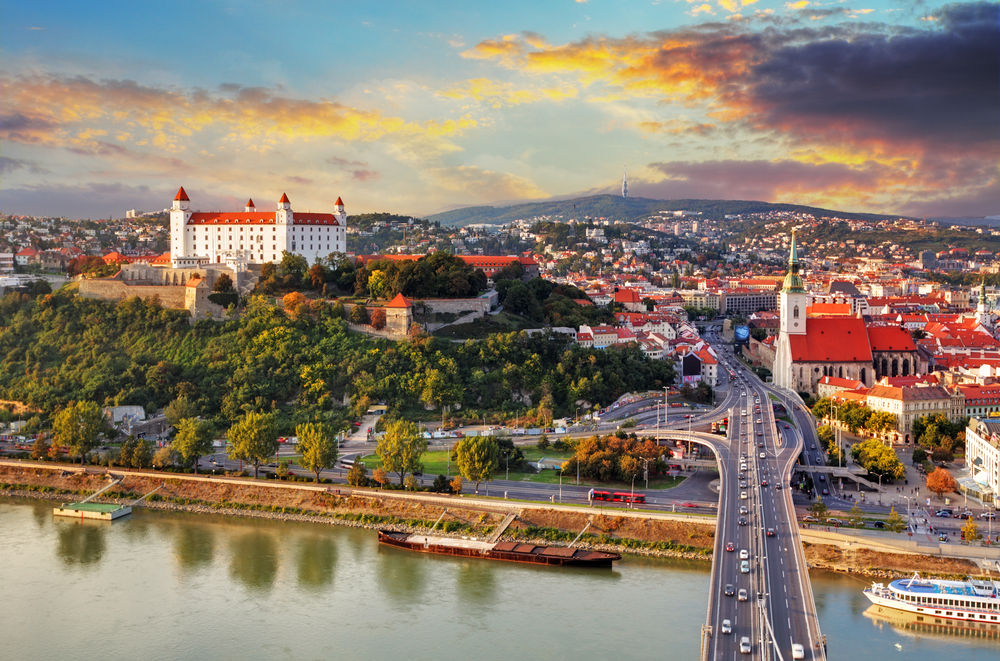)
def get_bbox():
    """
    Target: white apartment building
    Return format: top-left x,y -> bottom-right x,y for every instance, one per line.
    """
964,417 -> 999,507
